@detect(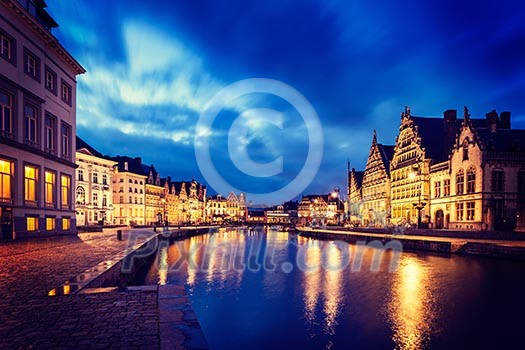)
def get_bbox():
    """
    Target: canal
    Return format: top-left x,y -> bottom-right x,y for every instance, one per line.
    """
139,228 -> 525,349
